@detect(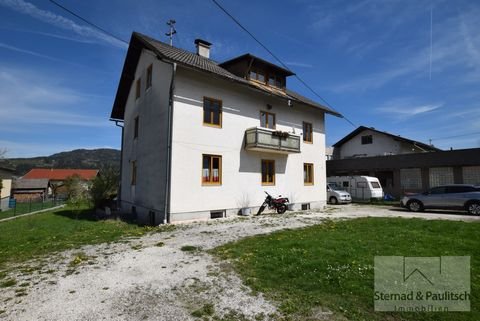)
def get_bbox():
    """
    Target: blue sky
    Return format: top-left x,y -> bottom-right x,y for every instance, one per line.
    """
0,0 -> 479,157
